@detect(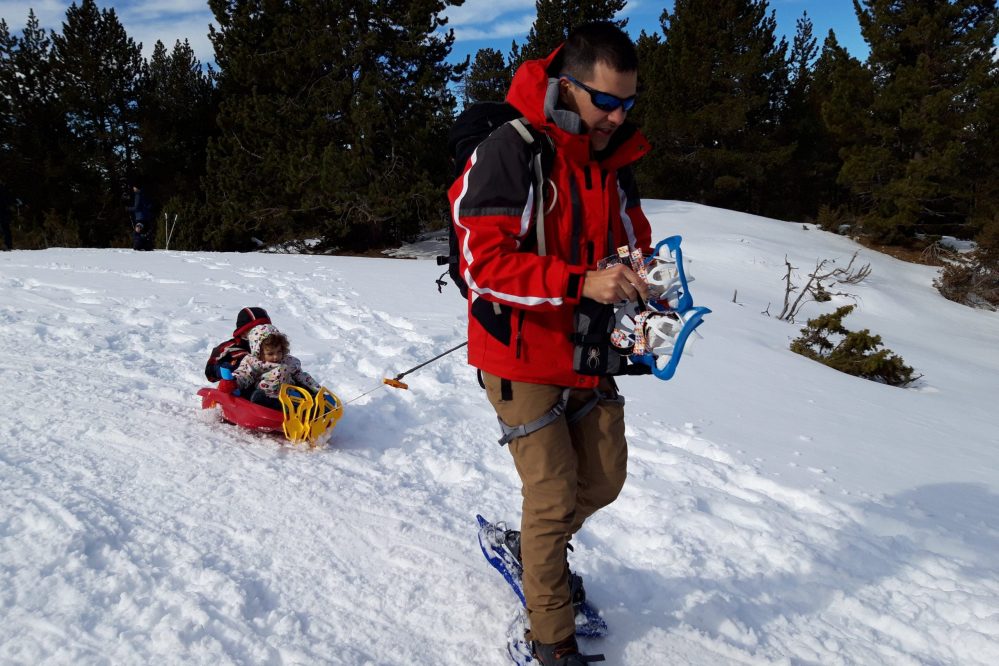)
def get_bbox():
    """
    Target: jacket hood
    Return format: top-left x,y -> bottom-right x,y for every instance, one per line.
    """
505,45 -> 650,169
505,46 -> 562,128
233,306 -> 271,338
246,323 -> 281,357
